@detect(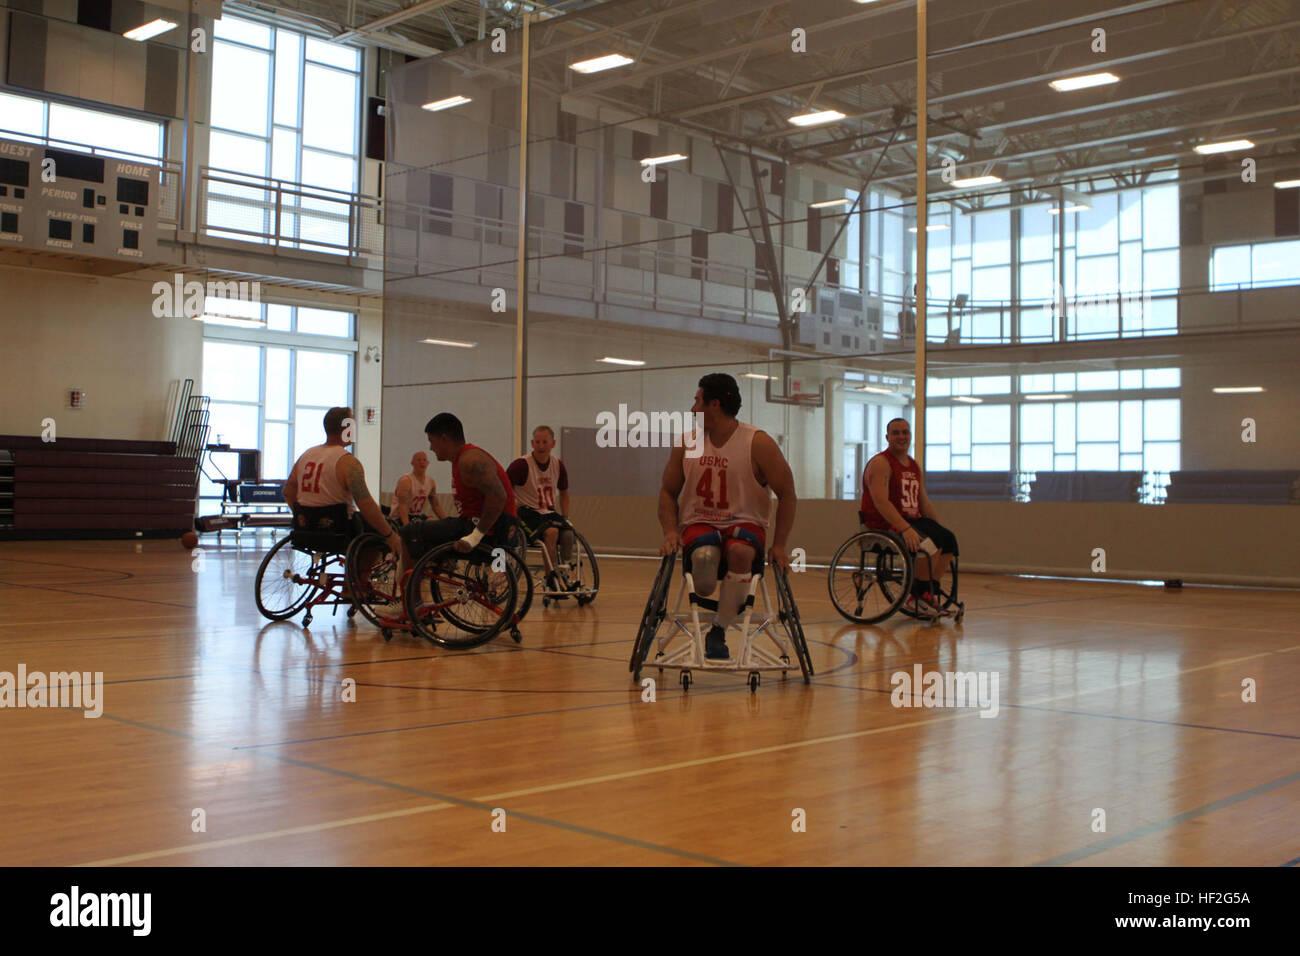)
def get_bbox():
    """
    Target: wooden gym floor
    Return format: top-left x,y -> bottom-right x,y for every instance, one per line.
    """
0,536 -> 1296,866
